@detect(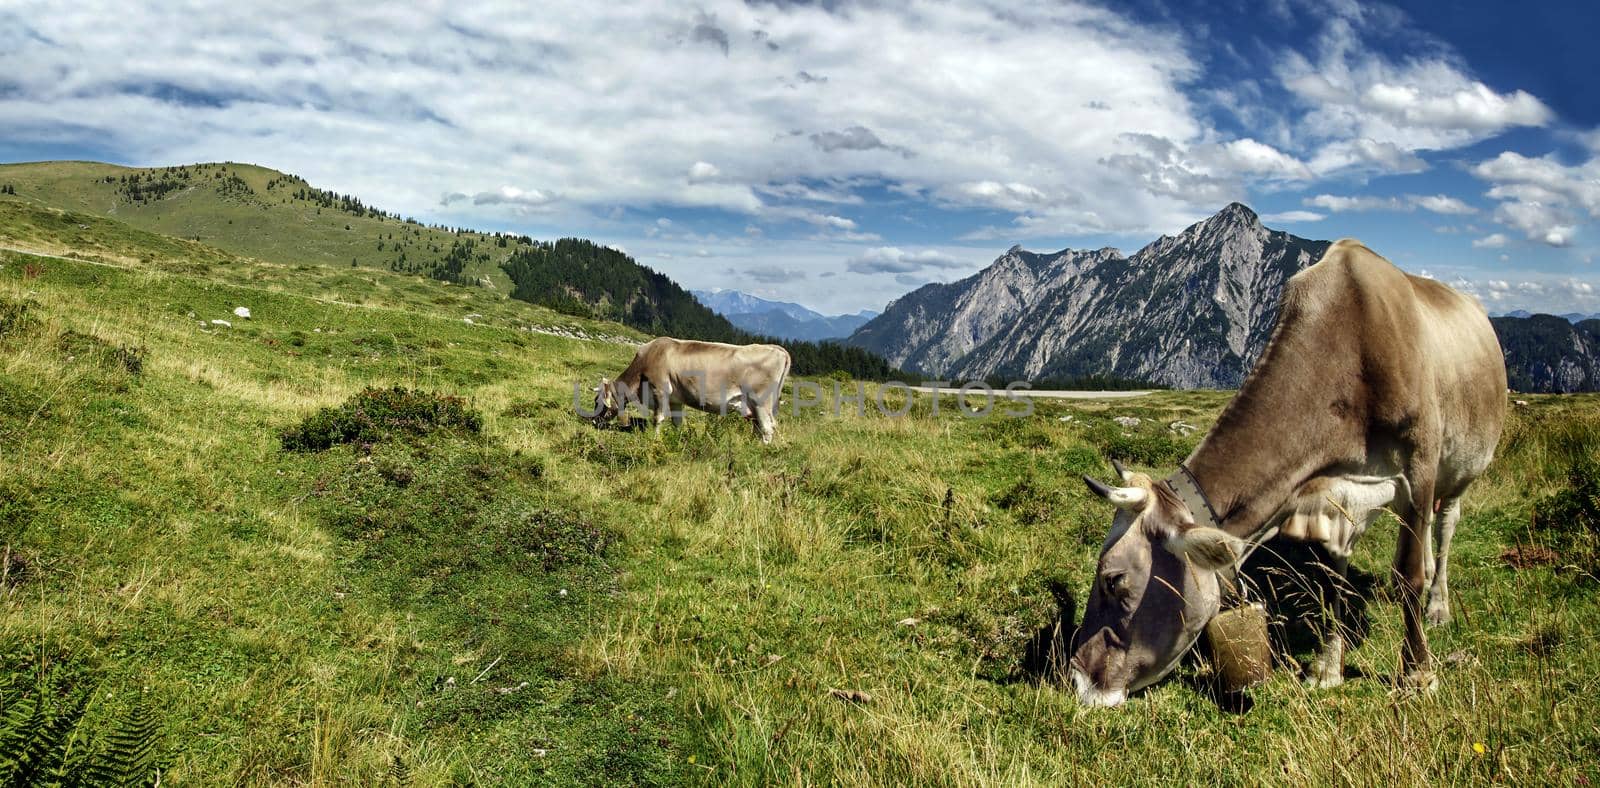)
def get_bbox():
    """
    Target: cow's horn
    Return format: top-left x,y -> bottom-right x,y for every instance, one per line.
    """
1083,475 -> 1114,500
1111,459 -> 1131,482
